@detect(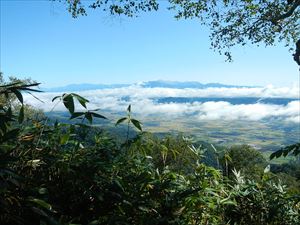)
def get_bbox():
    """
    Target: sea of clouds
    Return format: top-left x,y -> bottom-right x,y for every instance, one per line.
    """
24,85 -> 300,123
